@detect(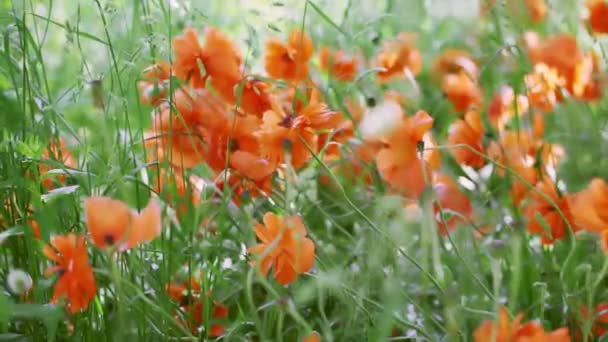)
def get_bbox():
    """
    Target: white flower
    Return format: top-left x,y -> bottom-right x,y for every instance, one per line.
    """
7,269 -> 33,295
